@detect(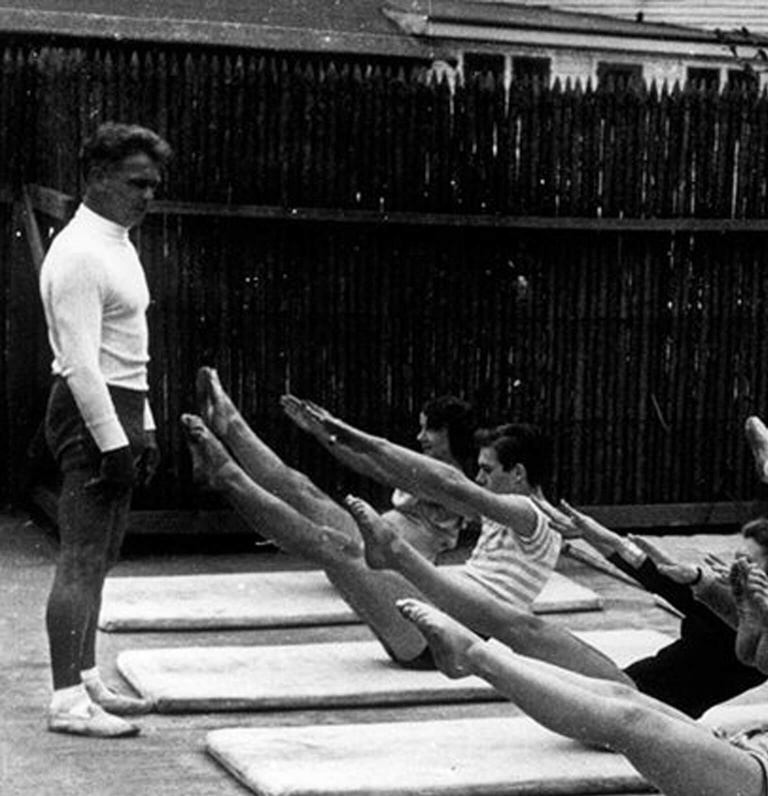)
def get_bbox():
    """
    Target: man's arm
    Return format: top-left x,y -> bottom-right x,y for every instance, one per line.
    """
45,254 -> 135,492
47,254 -> 129,451
534,499 -> 717,617
285,397 -> 537,534
281,396 -> 399,487
691,573 -> 739,629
